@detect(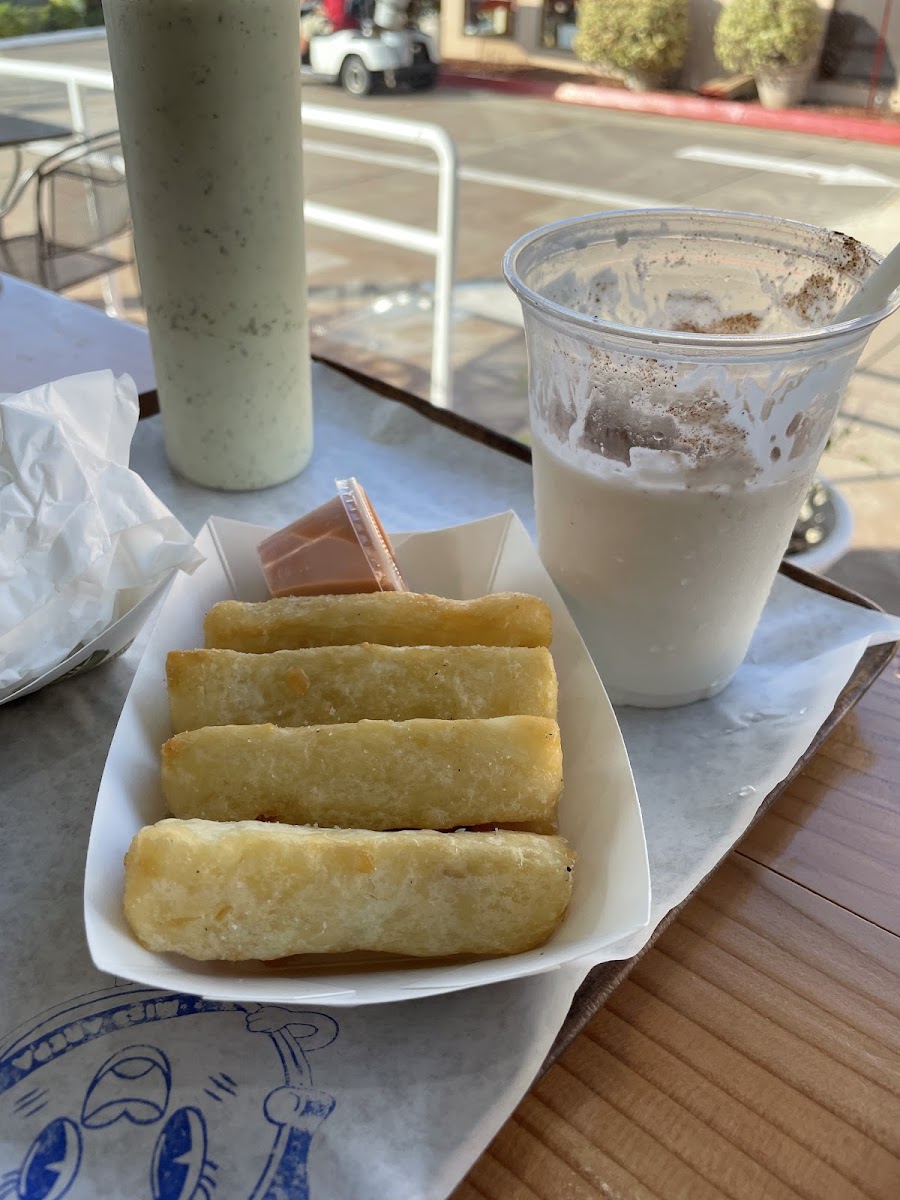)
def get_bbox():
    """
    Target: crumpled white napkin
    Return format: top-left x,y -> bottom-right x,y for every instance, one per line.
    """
0,370 -> 202,696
